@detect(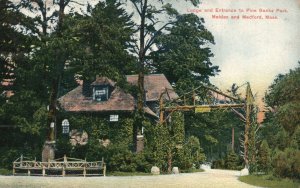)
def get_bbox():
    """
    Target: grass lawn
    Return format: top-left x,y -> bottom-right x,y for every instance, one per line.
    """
107,168 -> 204,176
239,175 -> 300,188
180,168 -> 204,173
0,168 -> 12,175
107,171 -> 151,176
